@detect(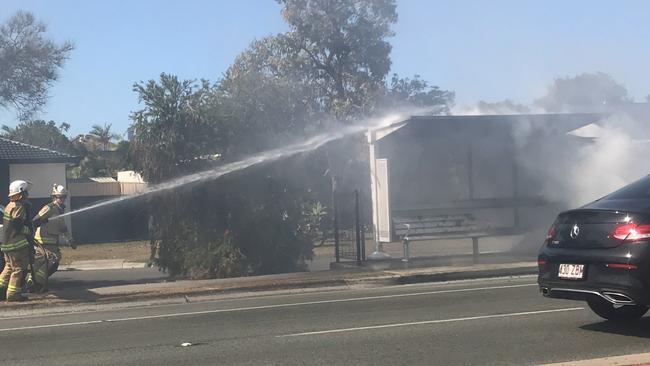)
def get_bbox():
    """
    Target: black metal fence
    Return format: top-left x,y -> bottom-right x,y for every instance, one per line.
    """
333,190 -> 367,263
